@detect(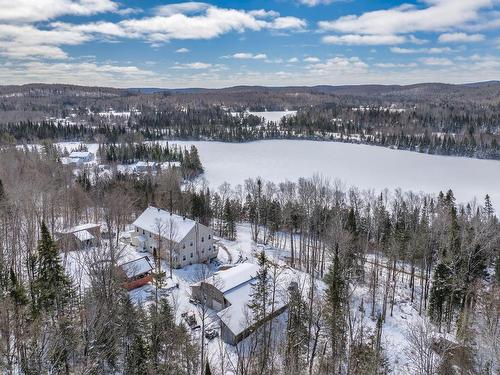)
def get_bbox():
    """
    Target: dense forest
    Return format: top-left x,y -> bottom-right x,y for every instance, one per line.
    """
1,83 -> 500,160
0,144 -> 498,374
